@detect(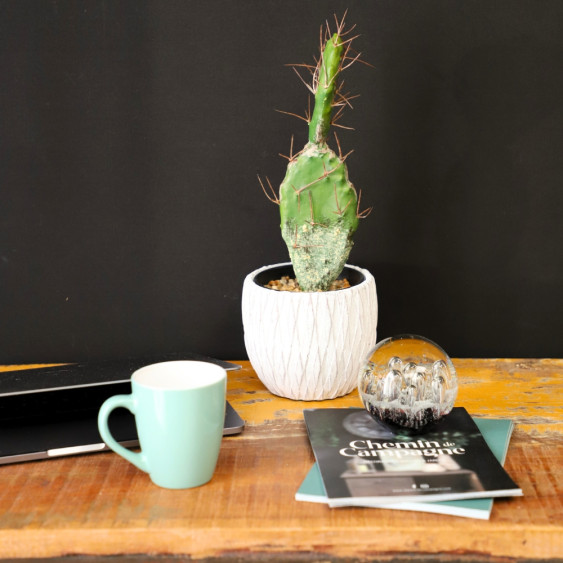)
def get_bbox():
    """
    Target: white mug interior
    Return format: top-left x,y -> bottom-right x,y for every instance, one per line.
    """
132,361 -> 226,391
